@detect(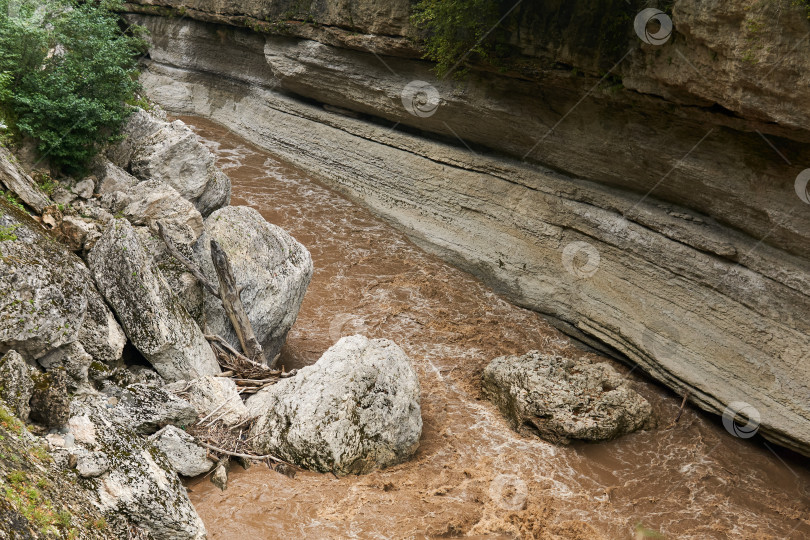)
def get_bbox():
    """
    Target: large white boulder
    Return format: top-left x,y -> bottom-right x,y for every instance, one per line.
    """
194,206 -> 312,361
246,335 -> 422,475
